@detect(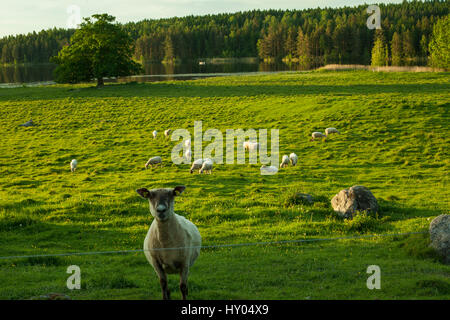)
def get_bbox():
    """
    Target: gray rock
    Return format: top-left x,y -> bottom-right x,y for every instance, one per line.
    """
331,185 -> 378,219
295,193 -> 314,204
429,214 -> 450,264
